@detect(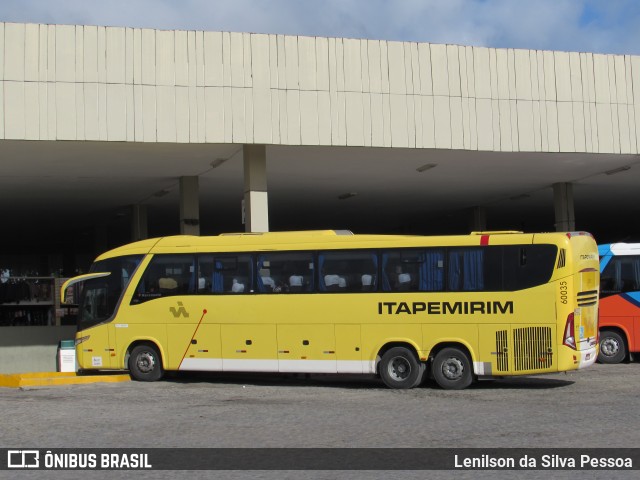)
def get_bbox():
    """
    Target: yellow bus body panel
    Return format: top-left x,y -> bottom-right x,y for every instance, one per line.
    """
73,230 -> 599,379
